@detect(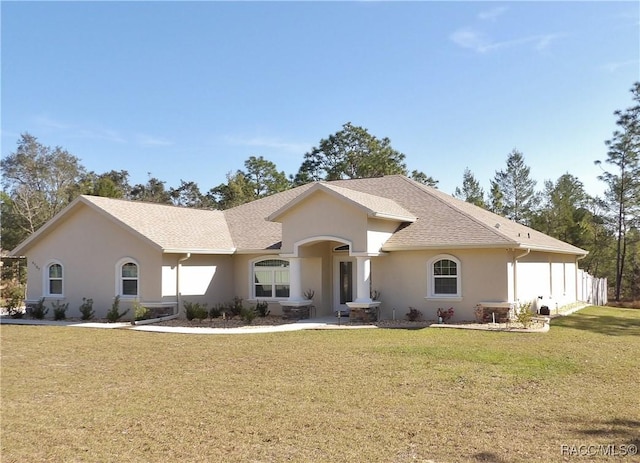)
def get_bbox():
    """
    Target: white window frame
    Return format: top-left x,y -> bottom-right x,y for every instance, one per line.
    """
250,257 -> 290,300
44,260 -> 64,297
116,258 -> 140,299
426,254 -> 462,301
